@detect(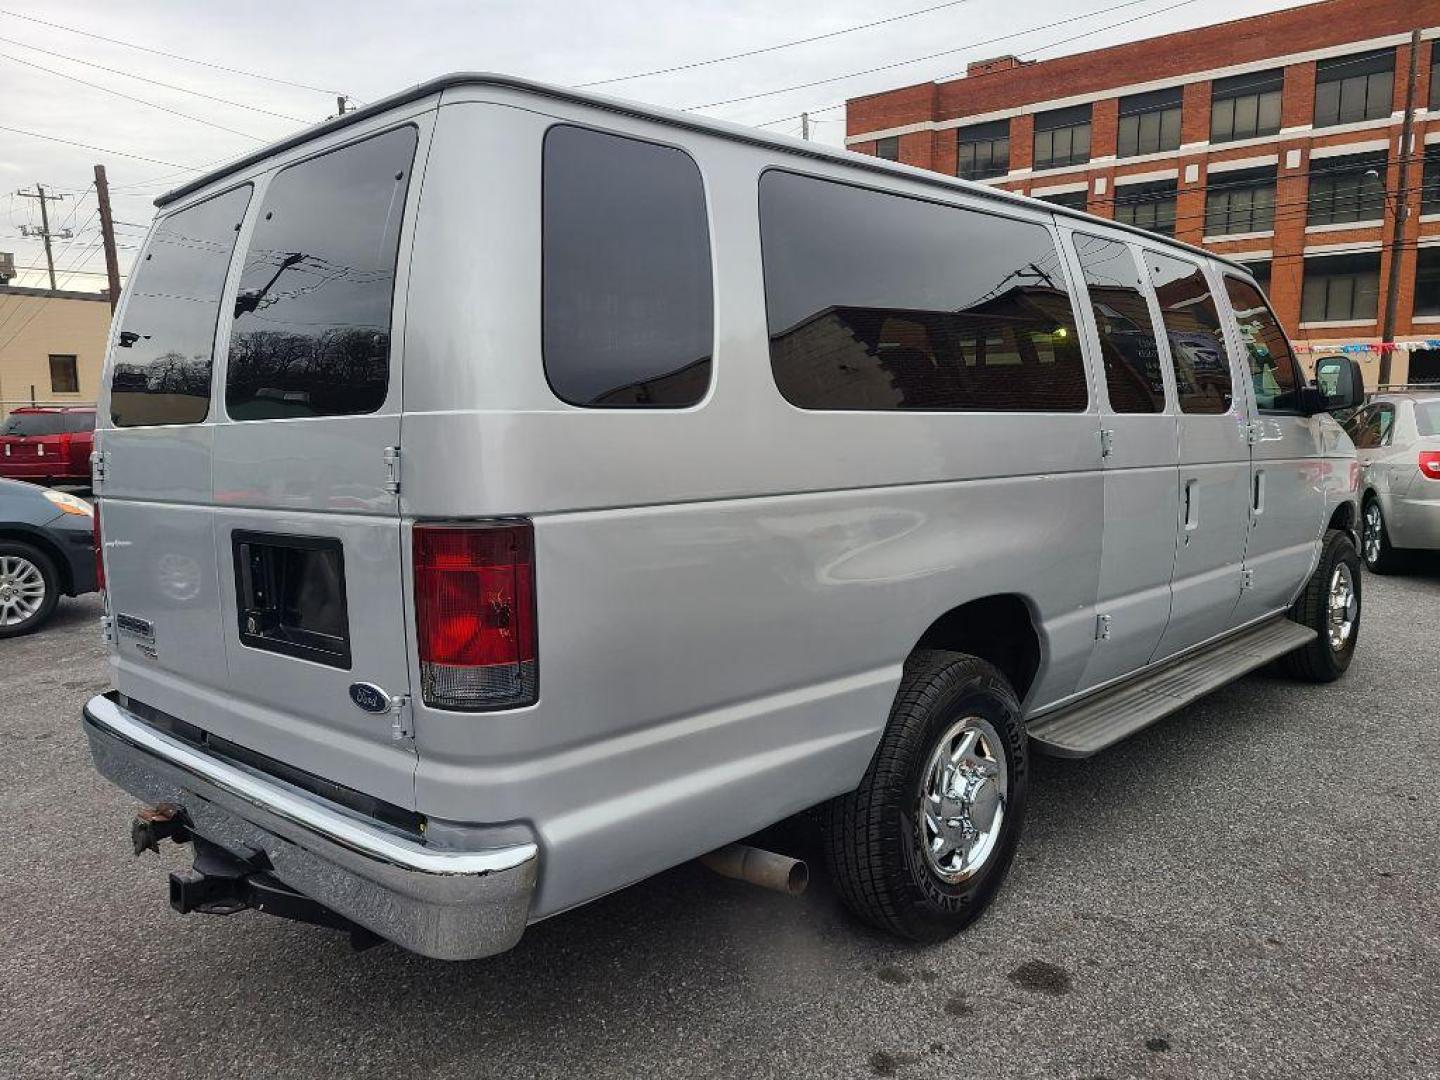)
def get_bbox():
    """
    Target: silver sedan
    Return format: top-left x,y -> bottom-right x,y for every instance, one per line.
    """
1345,394 -> 1440,572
